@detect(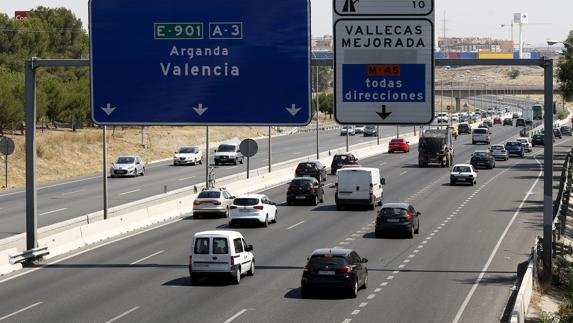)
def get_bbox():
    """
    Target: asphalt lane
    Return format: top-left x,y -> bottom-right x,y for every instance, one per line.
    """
0,123 -> 558,323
